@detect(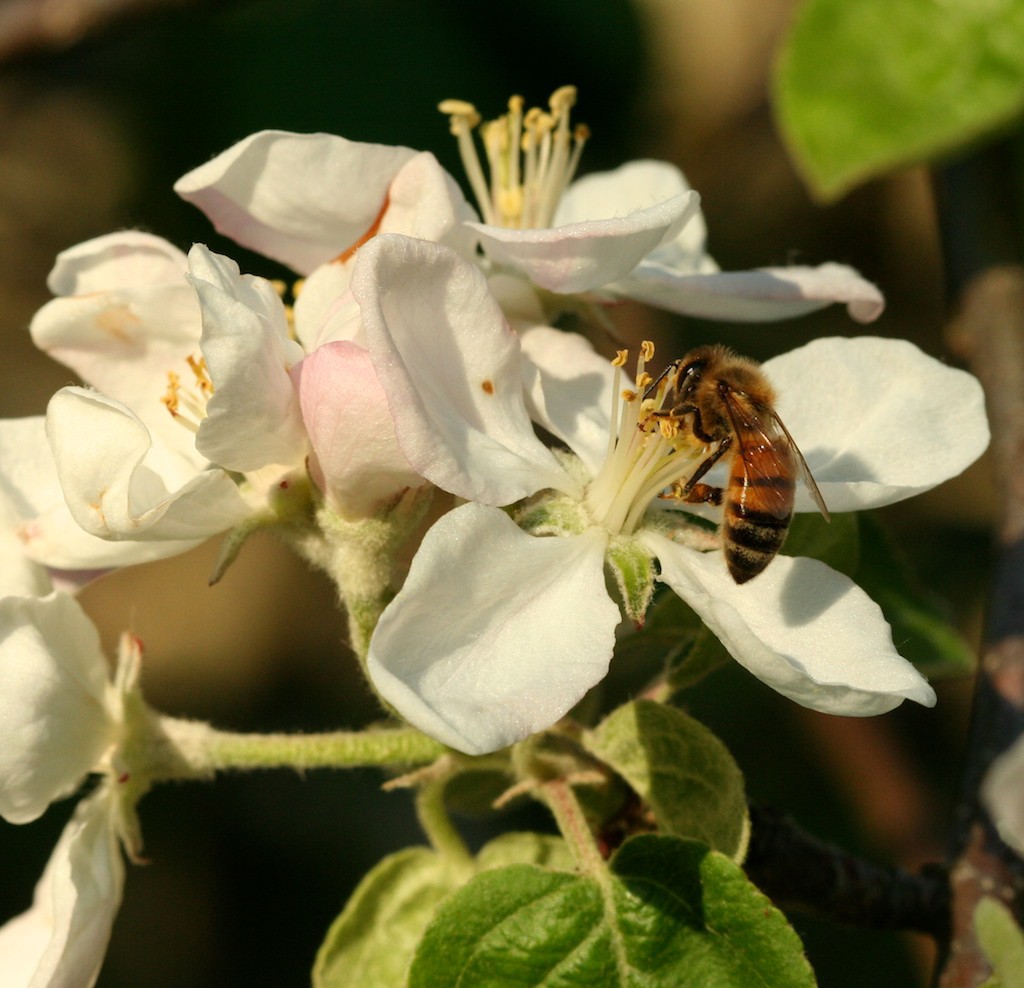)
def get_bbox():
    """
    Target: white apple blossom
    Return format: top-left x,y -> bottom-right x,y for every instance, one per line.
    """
440,85 -> 884,322
35,231 -> 423,565
172,91 -> 883,330
33,232 -> 258,545
0,416 -> 199,597
351,233 -> 989,755
0,594 -> 144,987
